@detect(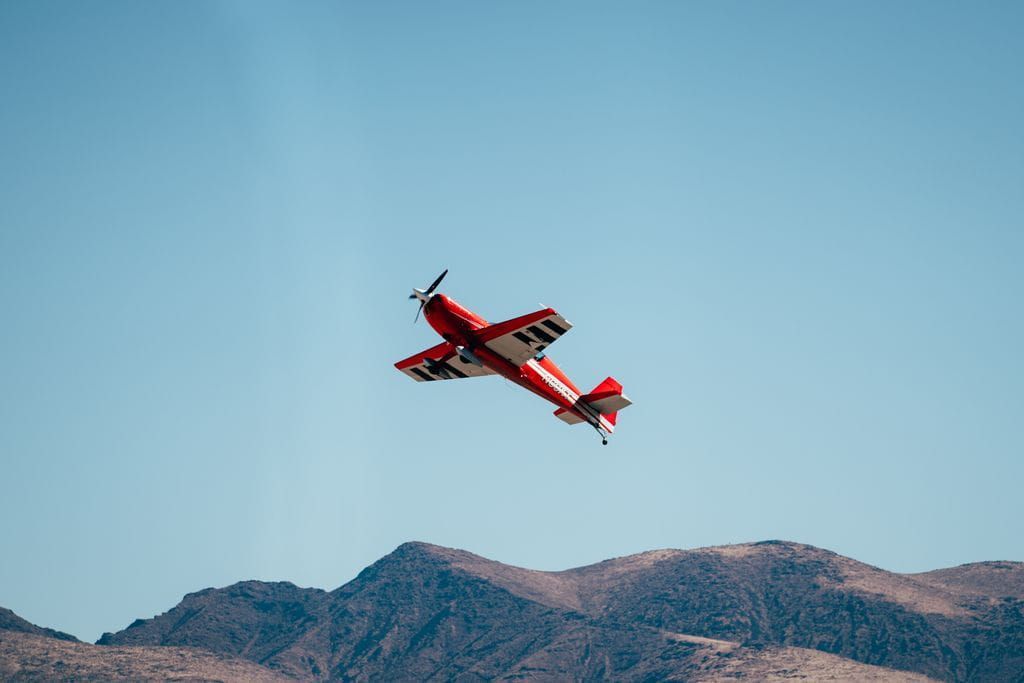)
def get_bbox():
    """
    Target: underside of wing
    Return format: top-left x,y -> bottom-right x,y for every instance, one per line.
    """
394,341 -> 497,382
475,308 -> 572,367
